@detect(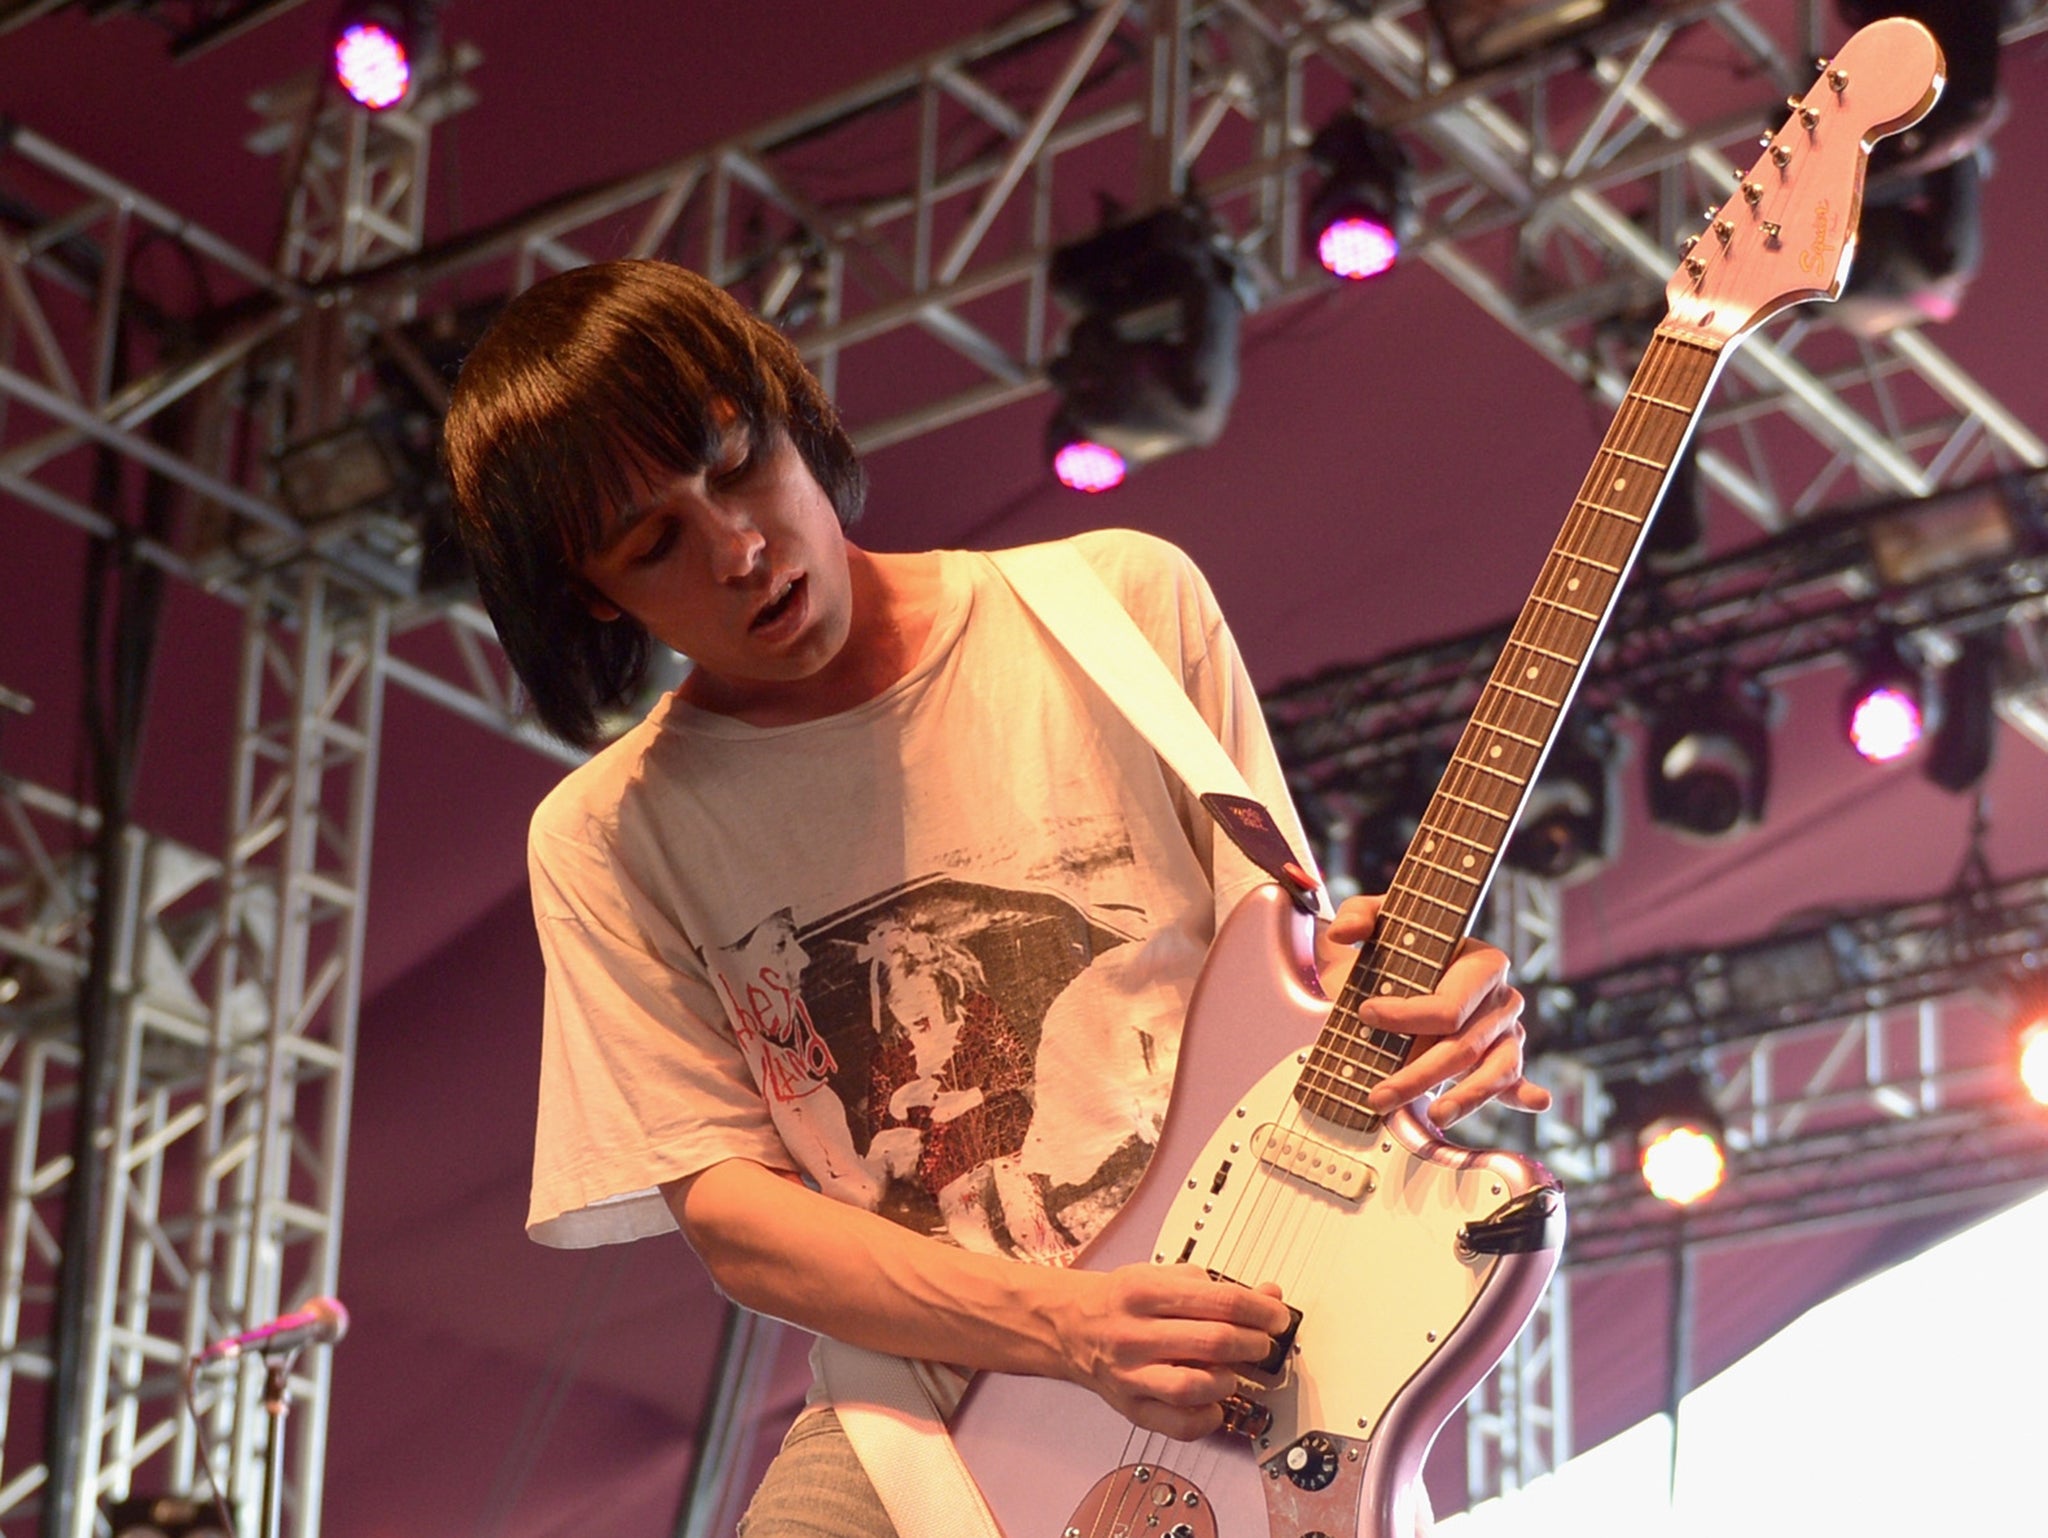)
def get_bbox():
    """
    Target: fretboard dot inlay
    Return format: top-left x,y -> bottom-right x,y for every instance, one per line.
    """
1462,855 -> 1475,868
1613,477 -> 1626,491
1379,981 -> 1394,995
1403,931 -> 1416,945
